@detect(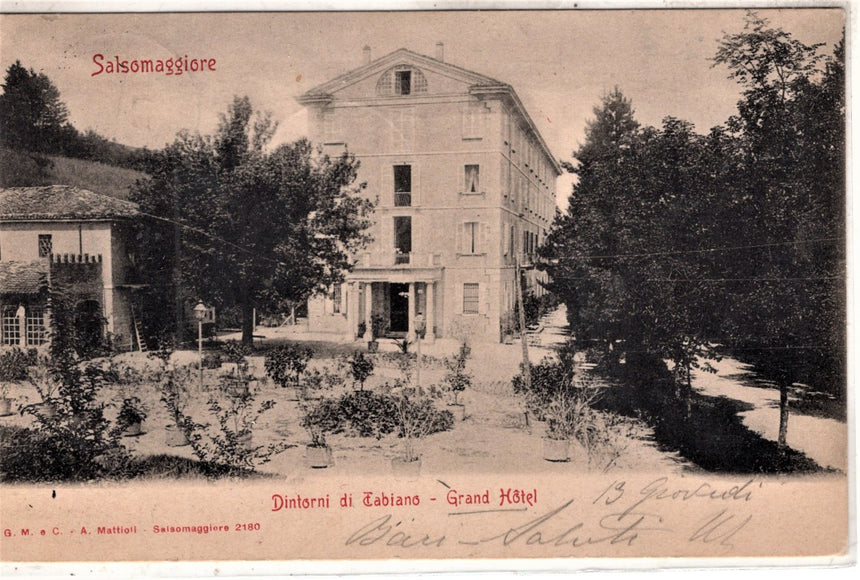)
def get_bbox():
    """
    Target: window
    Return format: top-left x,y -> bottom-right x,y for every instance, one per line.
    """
38,234 -> 52,258
464,165 -> 480,193
392,108 -> 414,151
25,307 -> 46,345
321,109 -> 341,144
464,222 -> 479,254
331,285 -> 342,314
463,283 -> 479,314
1,306 -> 20,346
395,70 -> 411,95
377,67 -> 427,96
462,104 -> 483,140
394,216 -> 411,264
394,165 -> 411,206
